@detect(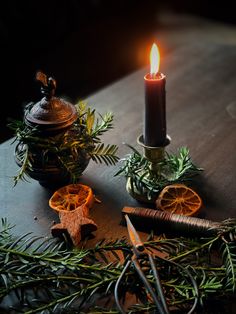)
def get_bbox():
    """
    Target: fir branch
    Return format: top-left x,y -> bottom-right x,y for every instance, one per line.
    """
90,144 -> 119,166
9,101 -> 119,185
13,145 -> 31,186
1,219 -> 236,313
221,241 -> 236,292
116,145 -> 202,199
91,112 -> 114,140
163,147 -> 203,181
